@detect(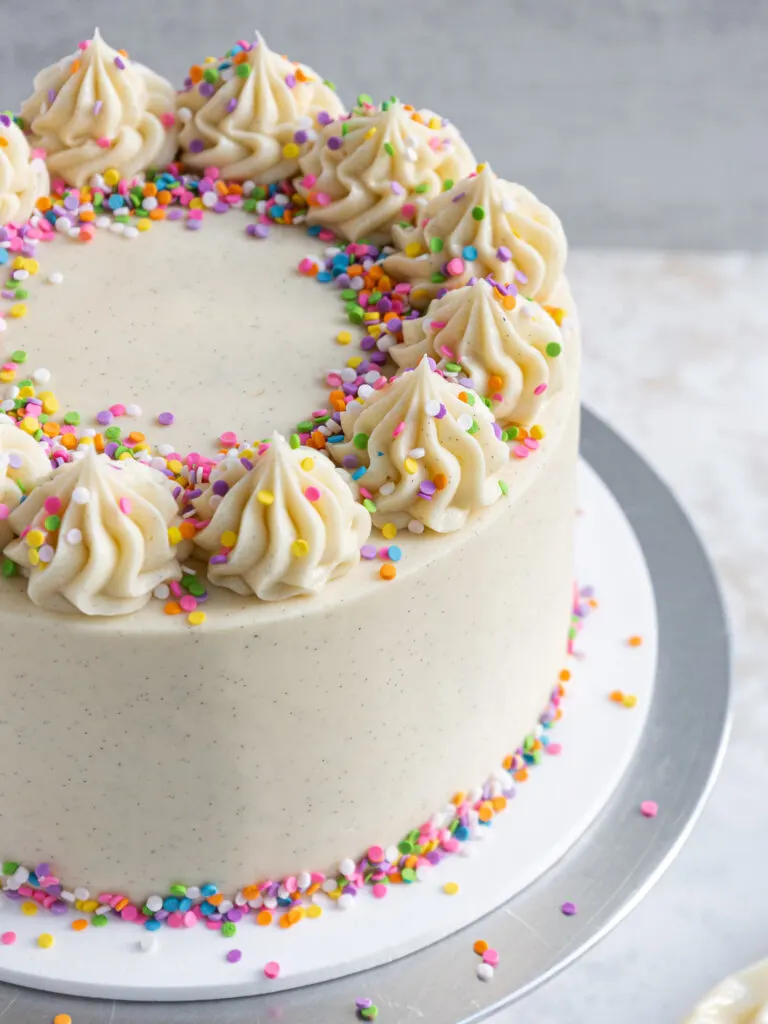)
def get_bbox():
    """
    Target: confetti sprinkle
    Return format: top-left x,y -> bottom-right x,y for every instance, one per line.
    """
640,801 -> 658,818
560,901 -> 577,916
